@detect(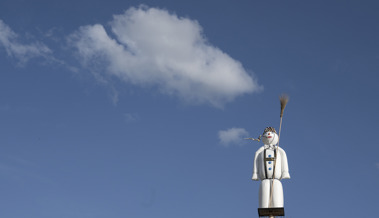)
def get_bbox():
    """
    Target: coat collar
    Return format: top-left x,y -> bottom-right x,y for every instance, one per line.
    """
264,144 -> 277,149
